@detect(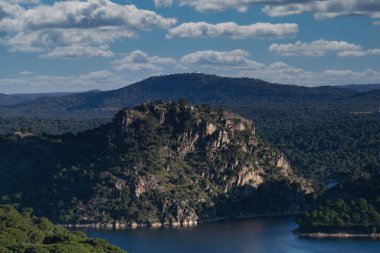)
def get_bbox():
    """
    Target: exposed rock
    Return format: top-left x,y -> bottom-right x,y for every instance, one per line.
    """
3,101 -> 313,227
133,178 -> 146,197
